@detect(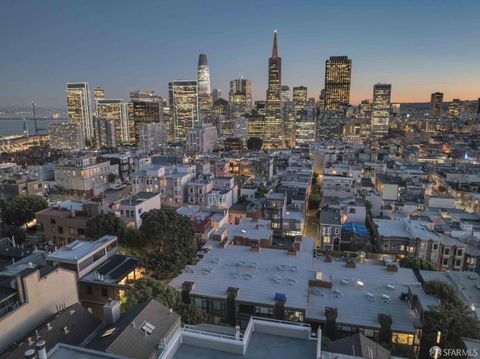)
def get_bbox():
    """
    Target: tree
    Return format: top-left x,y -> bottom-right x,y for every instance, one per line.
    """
123,277 -> 207,325
420,280 -> 480,357
139,207 -> 196,279
247,137 -> 263,151
5,194 -> 48,227
255,184 -> 269,198
399,255 -> 436,271
308,190 -> 321,210
86,213 -> 127,241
